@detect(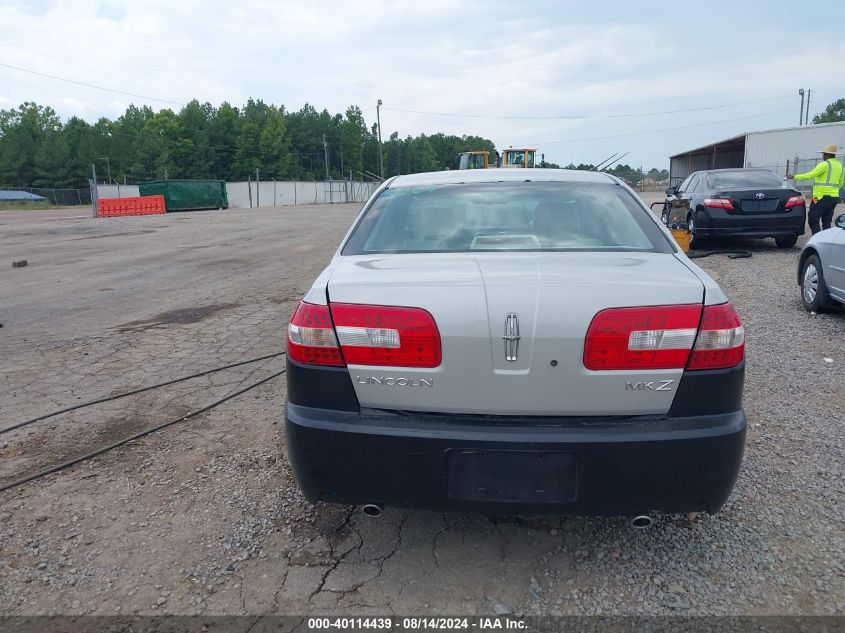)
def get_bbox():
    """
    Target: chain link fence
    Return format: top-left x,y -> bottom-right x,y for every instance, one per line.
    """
0,186 -> 92,207
607,170 -> 668,192
745,157 -> 844,197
